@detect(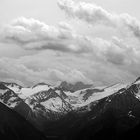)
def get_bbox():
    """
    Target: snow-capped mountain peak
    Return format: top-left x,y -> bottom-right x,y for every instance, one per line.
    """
4,82 -> 54,99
